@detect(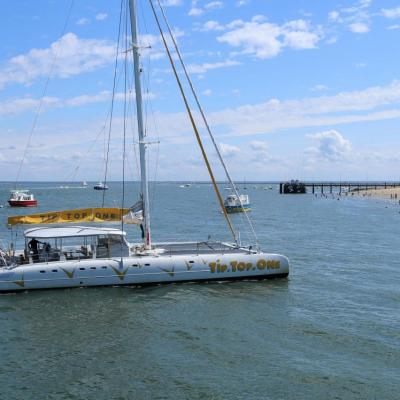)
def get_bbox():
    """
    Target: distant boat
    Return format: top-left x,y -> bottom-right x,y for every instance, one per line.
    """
82,180 -> 88,187
224,194 -> 251,213
8,190 -> 37,207
179,183 -> 191,188
93,182 -> 109,191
